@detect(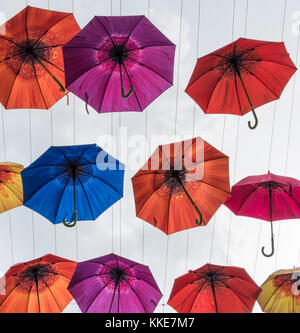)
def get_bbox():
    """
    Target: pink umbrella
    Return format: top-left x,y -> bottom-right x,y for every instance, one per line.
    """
224,171 -> 300,257
63,16 -> 175,113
